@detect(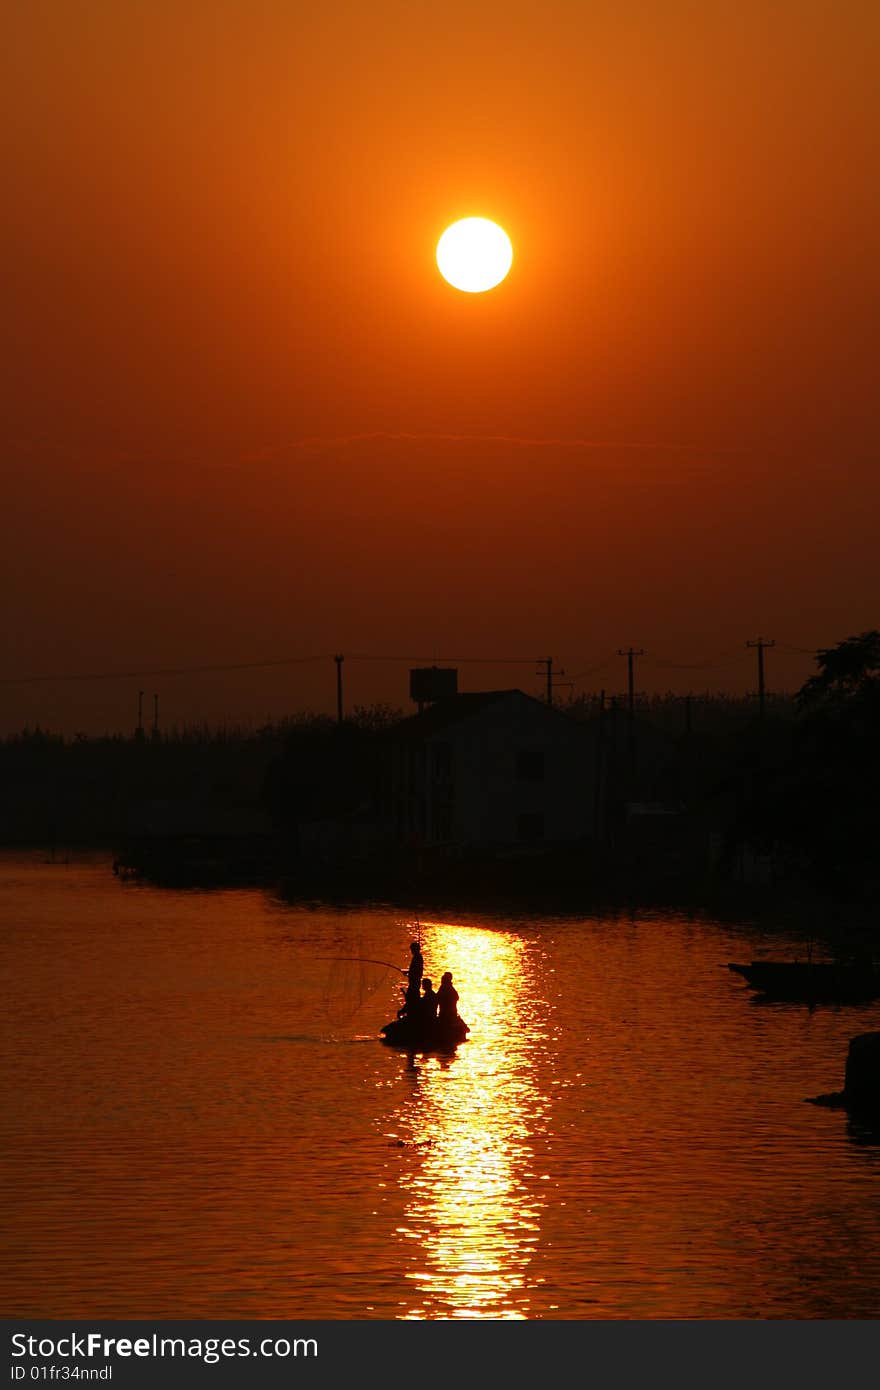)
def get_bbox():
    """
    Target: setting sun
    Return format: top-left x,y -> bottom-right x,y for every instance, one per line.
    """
436,217 -> 513,293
